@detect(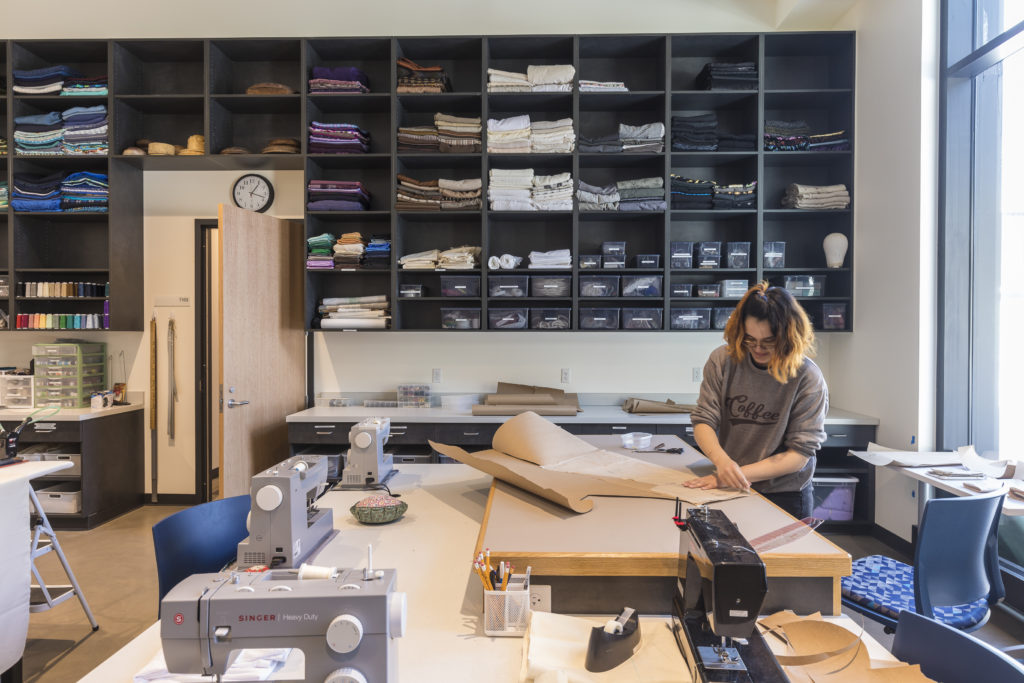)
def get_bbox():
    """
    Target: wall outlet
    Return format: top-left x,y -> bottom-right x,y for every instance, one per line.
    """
560,368 -> 570,384
692,367 -> 702,382
432,368 -> 441,383
529,584 -> 551,612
